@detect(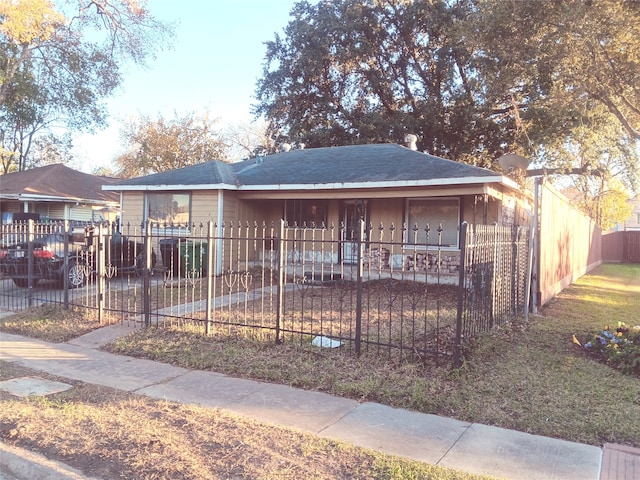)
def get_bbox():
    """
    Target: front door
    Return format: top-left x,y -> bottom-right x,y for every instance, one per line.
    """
342,200 -> 368,264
